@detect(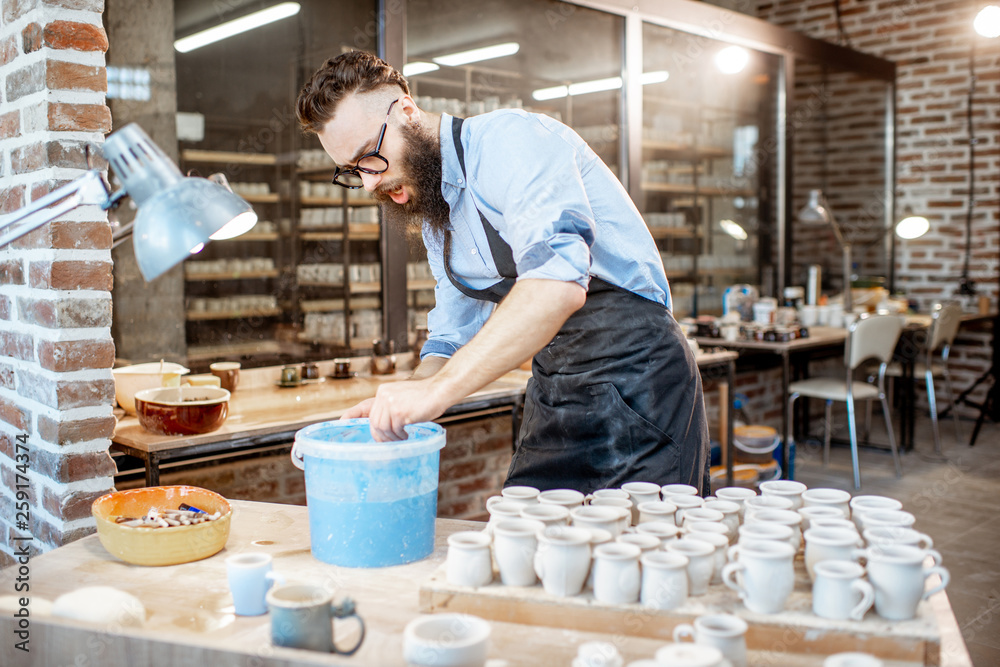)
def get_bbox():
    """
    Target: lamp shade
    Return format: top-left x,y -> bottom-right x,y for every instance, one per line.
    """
797,189 -> 831,224
103,123 -> 256,281
131,179 -> 255,281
